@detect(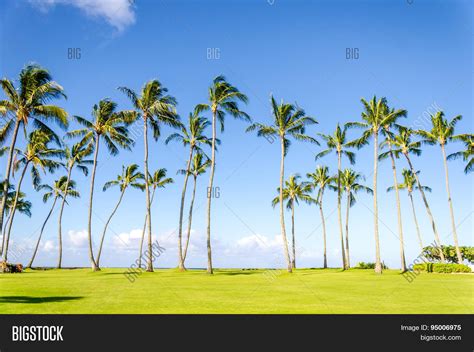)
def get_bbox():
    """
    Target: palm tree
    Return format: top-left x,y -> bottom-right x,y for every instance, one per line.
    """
28,176 -> 79,268
247,96 -> 317,273
315,124 -> 355,270
96,164 -> 144,267
306,166 -> 334,268
387,169 -> 431,252
448,134 -> 473,174
165,108 -> 212,270
2,130 -> 63,262
272,174 -> 312,269
390,126 -> 445,262
180,153 -> 211,266
0,64 -> 67,246
119,80 -> 179,272
68,99 -> 133,270
137,169 -> 174,269
197,75 -> 250,274
416,112 -> 463,263
346,96 -> 406,273
340,169 -> 373,268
